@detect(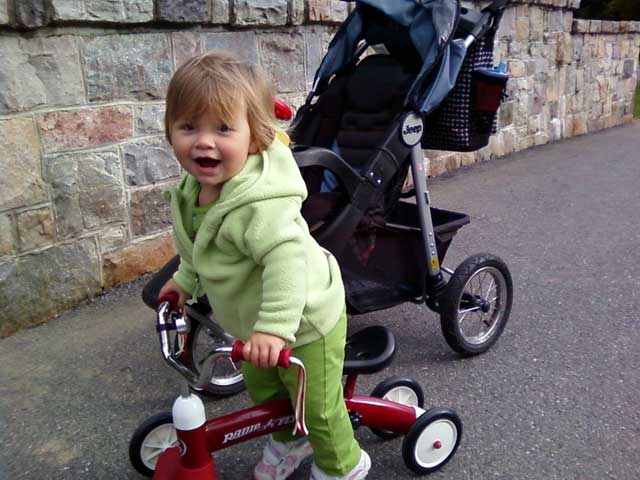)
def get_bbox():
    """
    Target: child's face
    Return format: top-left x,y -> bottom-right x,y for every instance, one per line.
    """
170,103 -> 256,196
